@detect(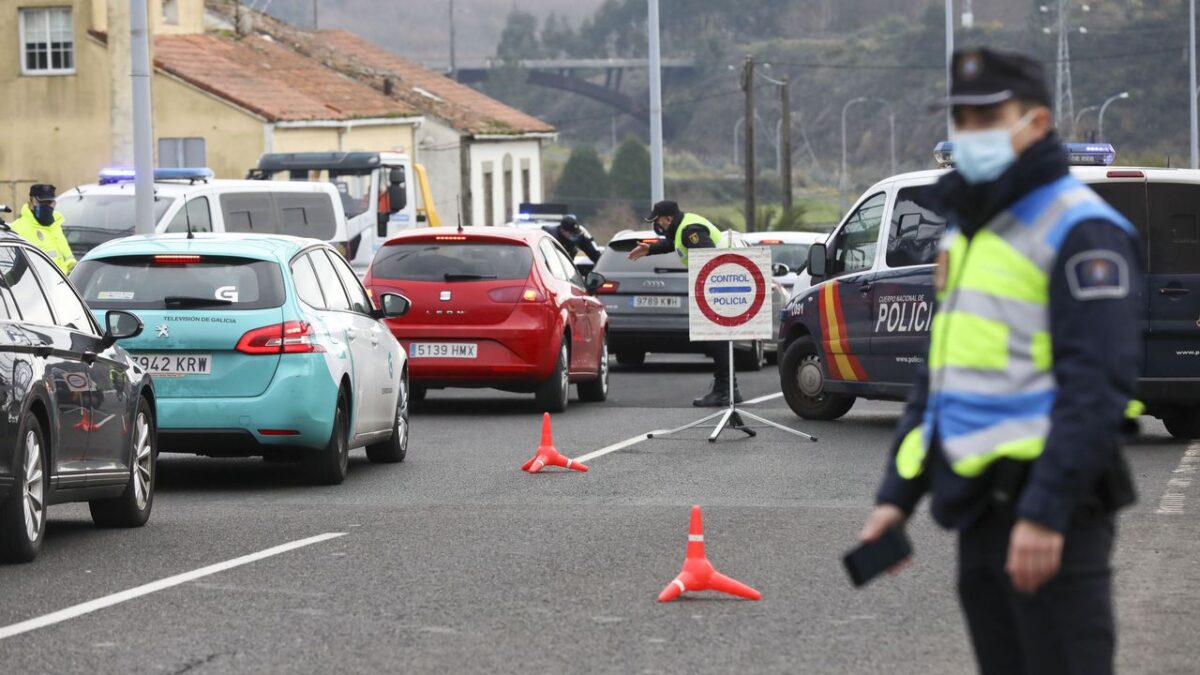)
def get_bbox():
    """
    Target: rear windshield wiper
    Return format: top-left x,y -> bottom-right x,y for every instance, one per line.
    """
444,273 -> 498,281
653,267 -> 687,274
163,296 -> 234,307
